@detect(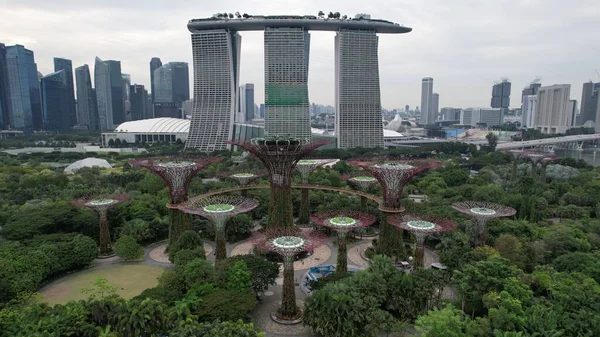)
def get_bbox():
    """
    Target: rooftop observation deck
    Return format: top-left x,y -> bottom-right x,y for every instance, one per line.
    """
188,15 -> 412,34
